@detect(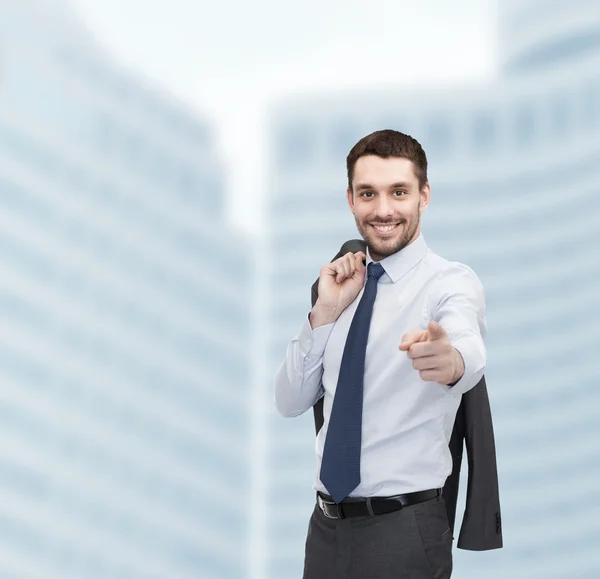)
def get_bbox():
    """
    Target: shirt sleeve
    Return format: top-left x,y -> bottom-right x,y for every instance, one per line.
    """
274,314 -> 335,417
429,263 -> 487,395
